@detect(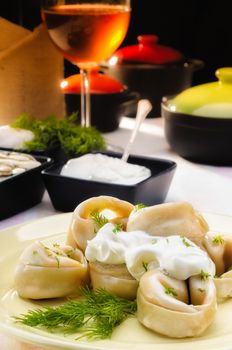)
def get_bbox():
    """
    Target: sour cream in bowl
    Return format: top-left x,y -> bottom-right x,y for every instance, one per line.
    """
61,153 -> 151,186
42,152 -> 176,211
